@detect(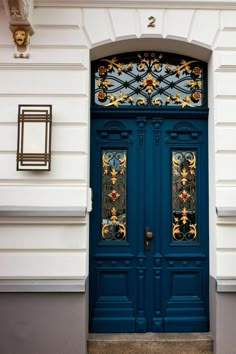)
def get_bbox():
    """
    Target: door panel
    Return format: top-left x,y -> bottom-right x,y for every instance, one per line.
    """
89,116 -> 209,333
